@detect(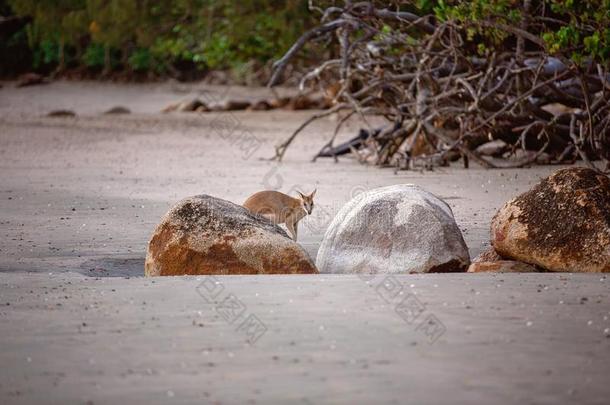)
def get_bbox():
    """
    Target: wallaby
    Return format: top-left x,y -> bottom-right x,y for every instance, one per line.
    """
243,189 -> 316,241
